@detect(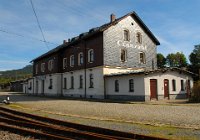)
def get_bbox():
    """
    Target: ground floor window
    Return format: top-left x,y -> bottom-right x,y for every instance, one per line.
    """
70,76 -> 74,89
49,79 -> 53,89
181,80 -> 184,91
172,79 -> 176,91
89,74 -> 94,88
63,78 -> 67,89
129,79 -> 134,92
115,80 -> 119,92
79,75 -> 83,88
